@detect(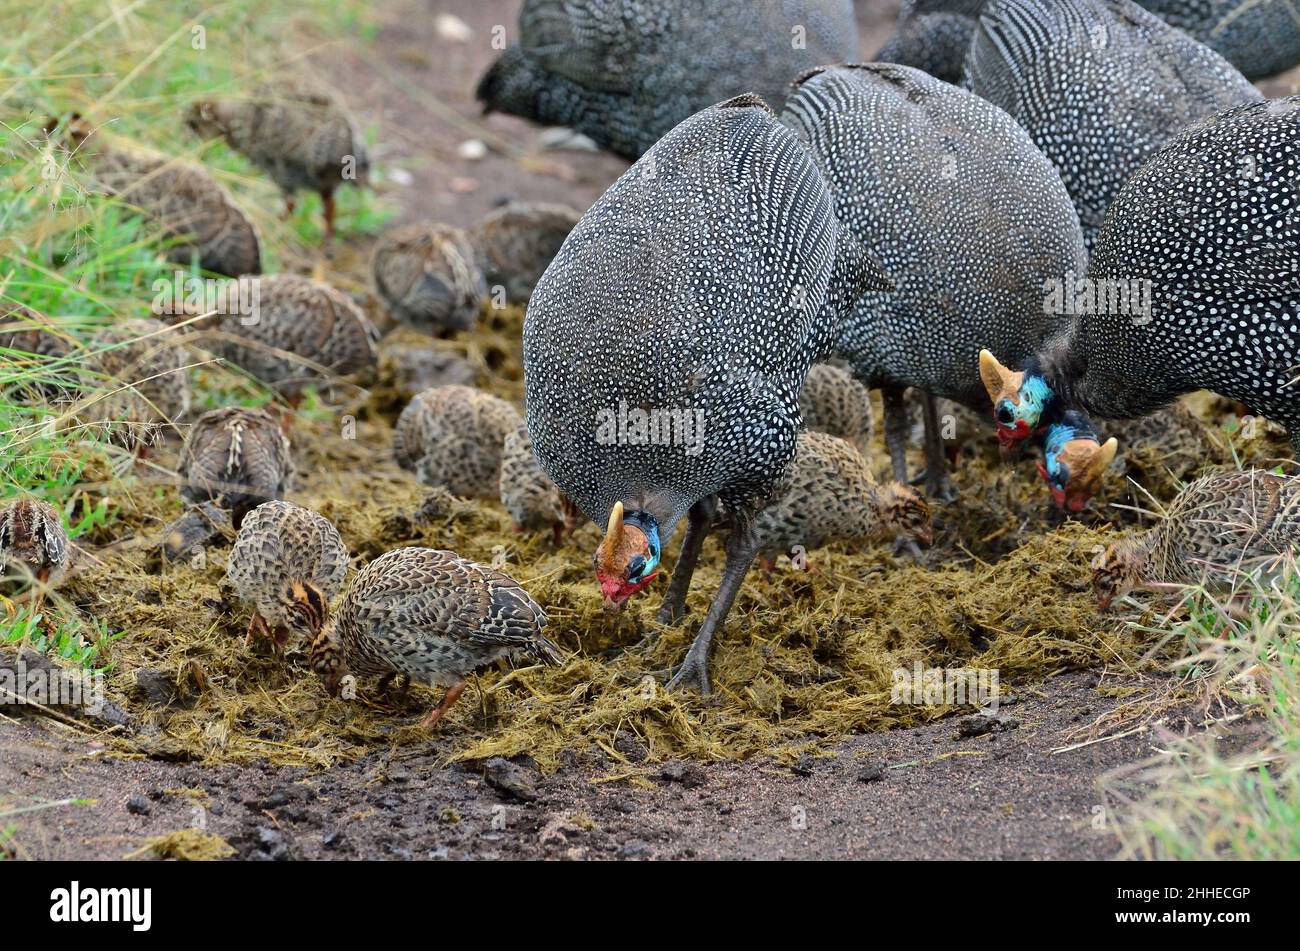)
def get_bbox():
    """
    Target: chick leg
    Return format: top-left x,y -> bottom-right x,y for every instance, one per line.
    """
919,392 -> 955,501
281,192 -> 296,220
657,495 -> 718,626
322,192 -> 336,245
667,514 -> 759,695
881,385 -> 911,484
420,680 -> 466,730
